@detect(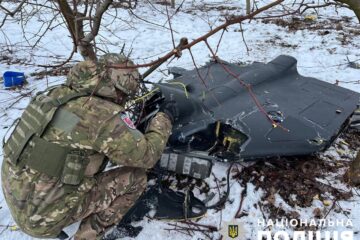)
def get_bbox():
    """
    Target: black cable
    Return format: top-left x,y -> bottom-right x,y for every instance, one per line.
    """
142,80 -> 156,84
206,162 -> 235,209
150,159 -> 235,211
